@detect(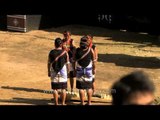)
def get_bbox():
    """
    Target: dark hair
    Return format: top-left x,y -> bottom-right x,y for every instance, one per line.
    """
86,34 -> 93,39
55,38 -> 62,48
81,36 -> 88,42
80,36 -> 90,49
111,71 -> 155,105
63,31 -> 71,36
